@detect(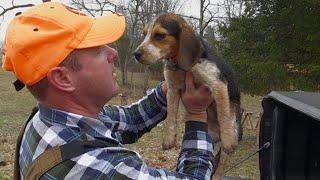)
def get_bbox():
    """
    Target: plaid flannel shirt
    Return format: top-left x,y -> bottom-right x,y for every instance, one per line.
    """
19,85 -> 214,179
